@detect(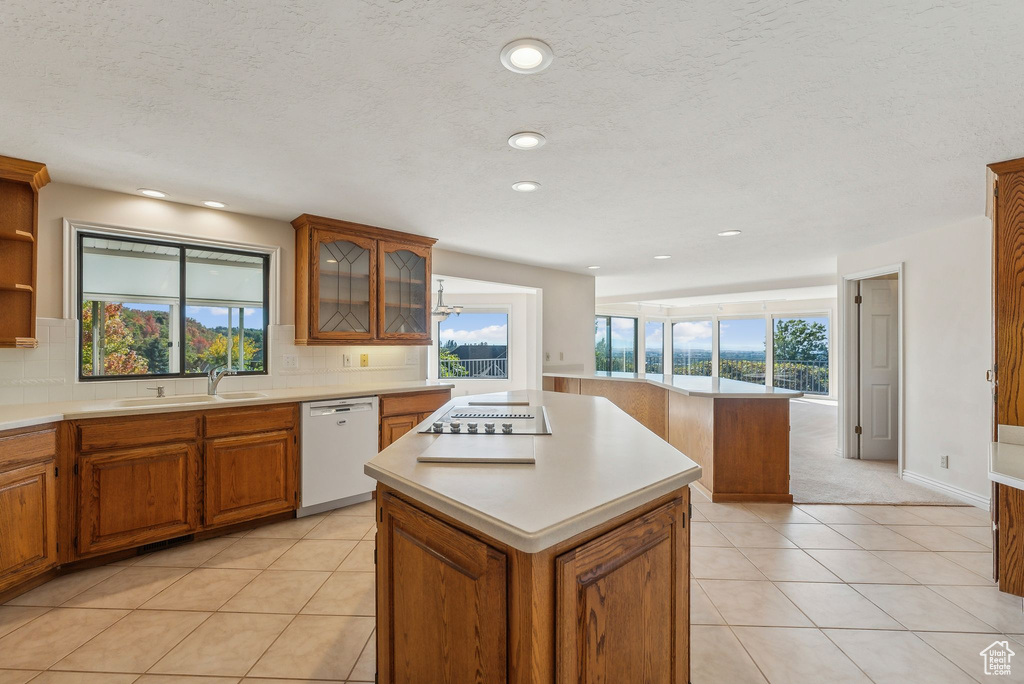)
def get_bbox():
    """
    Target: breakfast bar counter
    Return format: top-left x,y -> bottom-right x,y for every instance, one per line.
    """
364,389 -> 700,683
544,371 -> 802,503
